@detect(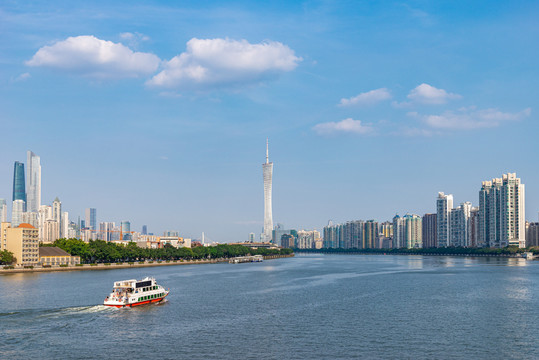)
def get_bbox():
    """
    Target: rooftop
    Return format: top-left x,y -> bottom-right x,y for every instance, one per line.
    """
39,247 -> 71,257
